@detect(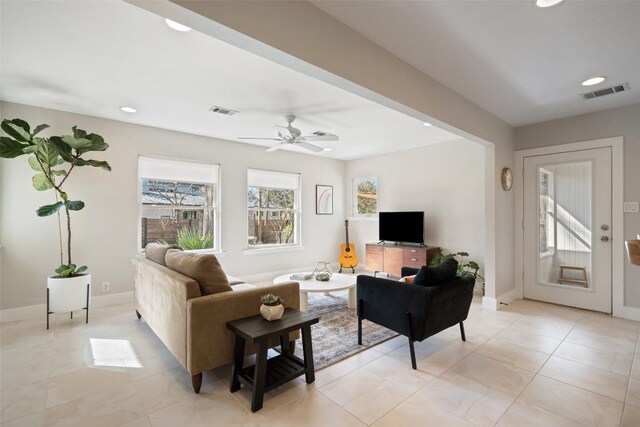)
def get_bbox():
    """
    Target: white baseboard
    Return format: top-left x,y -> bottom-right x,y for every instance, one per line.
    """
0,291 -> 133,323
482,296 -> 499,310
482,287 -> 521,311
617,305 -> 640,322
